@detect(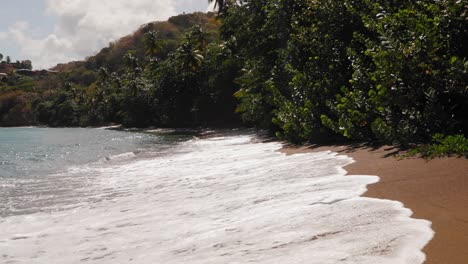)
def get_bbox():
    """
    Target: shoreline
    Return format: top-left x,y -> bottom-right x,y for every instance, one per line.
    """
3,132 -> 433,263
281,144 -> 468,264
3,128 -> 465,262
